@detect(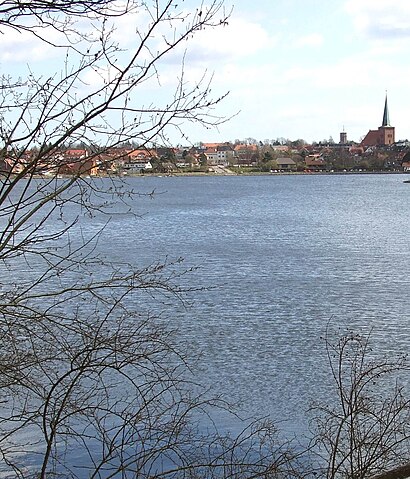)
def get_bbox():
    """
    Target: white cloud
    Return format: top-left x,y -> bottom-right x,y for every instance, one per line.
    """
0,29 -> 56,62
185,17 -> 276,63
345,0 -> 410,40
133,15 -> 277,91
271,53 -> 410,92
293,33 -> 324,48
